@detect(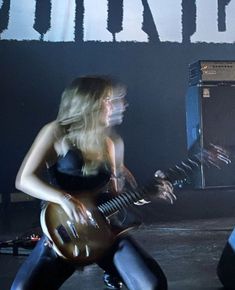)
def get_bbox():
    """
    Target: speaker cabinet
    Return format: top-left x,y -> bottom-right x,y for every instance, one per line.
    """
186,84 -> 235,189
